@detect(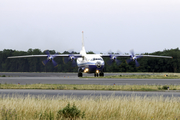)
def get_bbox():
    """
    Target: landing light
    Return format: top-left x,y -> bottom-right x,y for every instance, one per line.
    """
96,70 -> 99,73
84,68 -> 89,73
